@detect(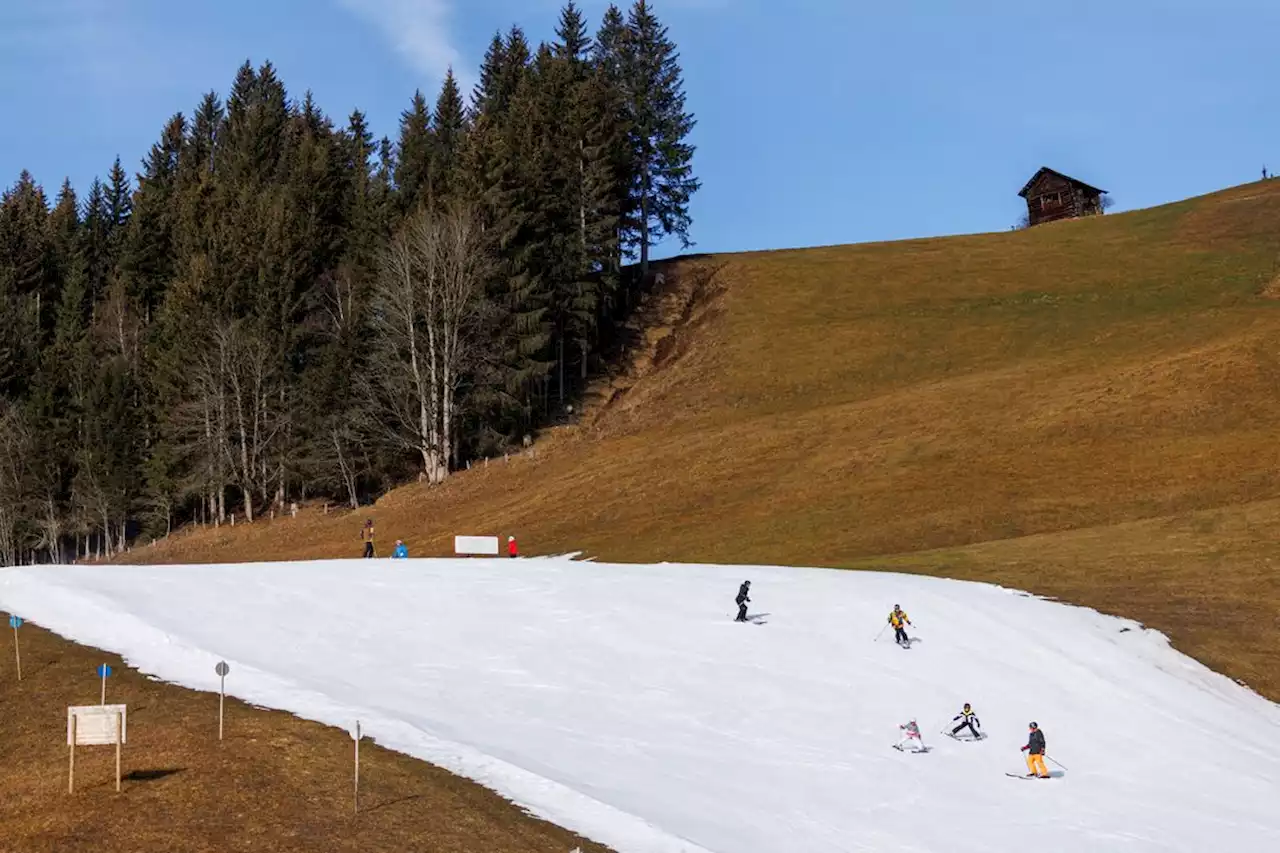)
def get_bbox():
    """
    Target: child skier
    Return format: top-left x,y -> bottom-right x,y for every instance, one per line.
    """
508,535 -> 518,558
950,703 -> 982,739
888,605 -> 911,646
1020,721 -> 1049,778
735,581 -> 751,622
392,539 -> 408,559
895,719 -> 925,752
